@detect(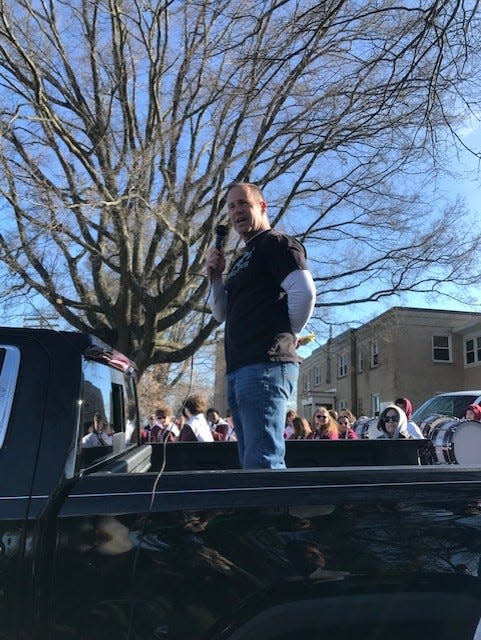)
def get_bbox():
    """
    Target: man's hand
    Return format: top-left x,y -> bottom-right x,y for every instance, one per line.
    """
296,333 -> 315,348
206,247 -> 226,281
